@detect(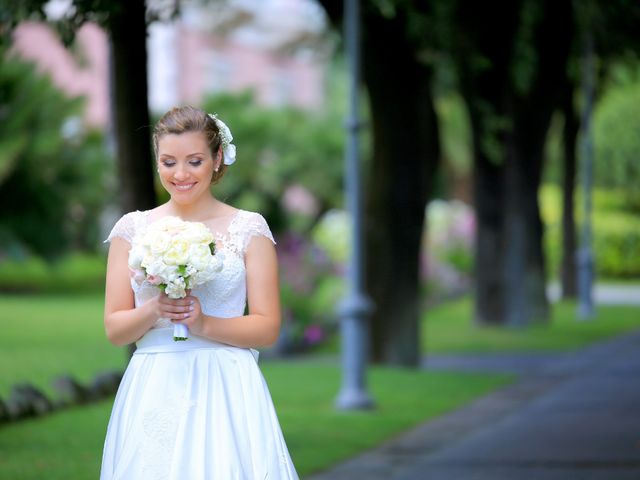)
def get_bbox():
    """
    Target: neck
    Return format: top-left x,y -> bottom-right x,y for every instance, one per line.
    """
167,194 -> 221,221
